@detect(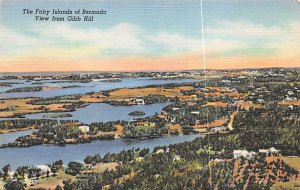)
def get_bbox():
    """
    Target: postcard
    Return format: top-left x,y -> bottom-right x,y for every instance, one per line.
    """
0,0 -> 299,189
